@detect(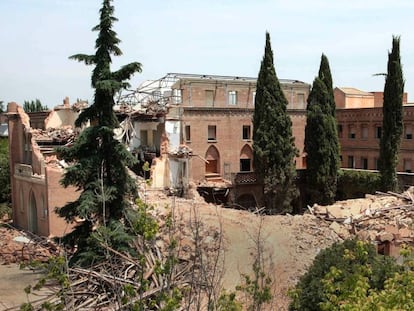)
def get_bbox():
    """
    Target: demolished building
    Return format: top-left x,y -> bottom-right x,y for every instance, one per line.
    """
6,98 -> 85,236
